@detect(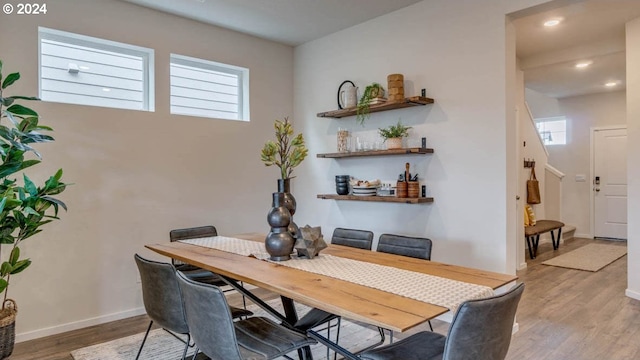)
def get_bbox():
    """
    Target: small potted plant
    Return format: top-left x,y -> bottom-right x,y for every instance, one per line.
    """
378,120 -> 412,149
356,82 -> 385,126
